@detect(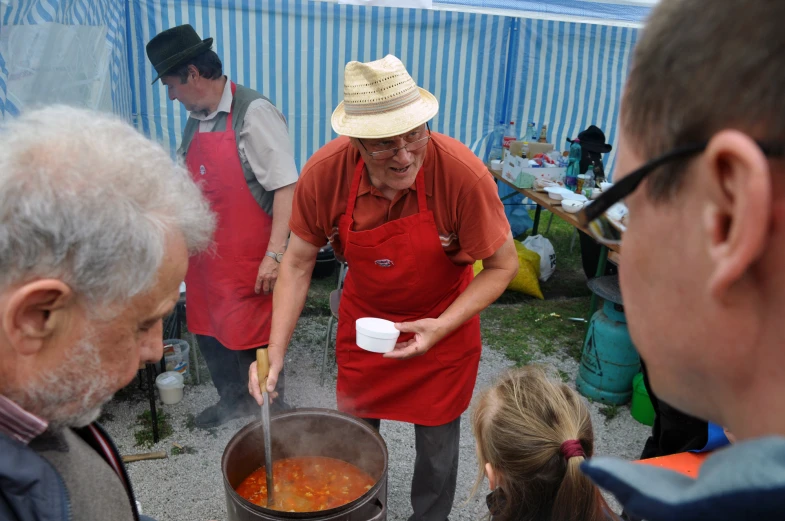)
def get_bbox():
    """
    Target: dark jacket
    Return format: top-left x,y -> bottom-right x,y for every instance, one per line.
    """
582,436 -> 785,521
0,423 -> 140,521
